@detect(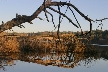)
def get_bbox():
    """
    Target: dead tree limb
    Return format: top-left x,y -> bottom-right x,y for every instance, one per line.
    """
96,18 -> 108,21
44,10 -> 55,28
0,1 -> 107,34
48,7 -> 79,28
